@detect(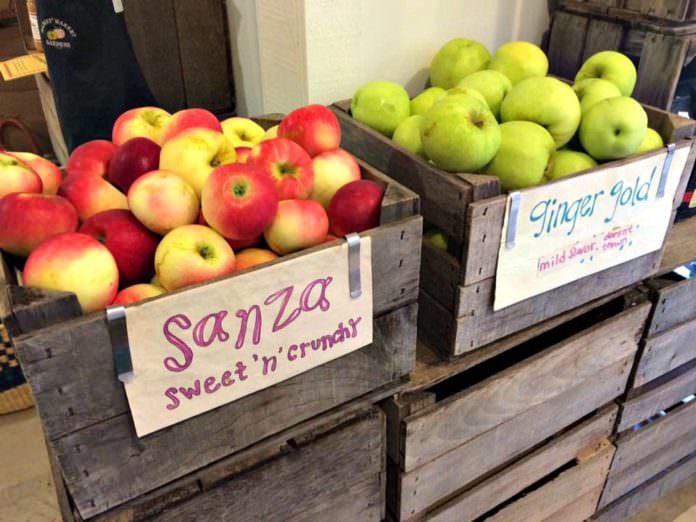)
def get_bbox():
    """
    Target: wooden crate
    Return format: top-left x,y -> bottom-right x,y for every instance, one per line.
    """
566,0 -> 696,23
548,2 -> 696,109
0,133 -> 421,519
382,290 -> 649,521
331,100 -> 696,358
53,404 -> 387,521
